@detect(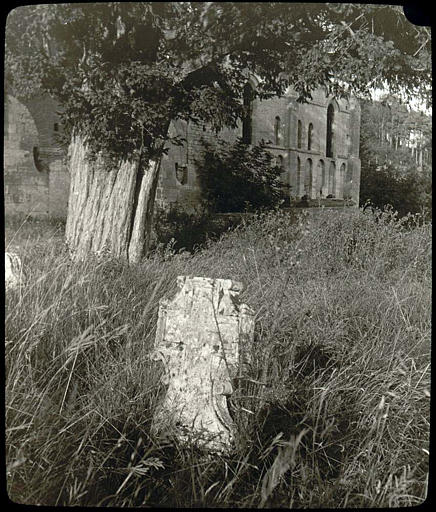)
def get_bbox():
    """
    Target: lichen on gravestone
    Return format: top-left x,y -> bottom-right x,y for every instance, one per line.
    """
150,275 -> 255,452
